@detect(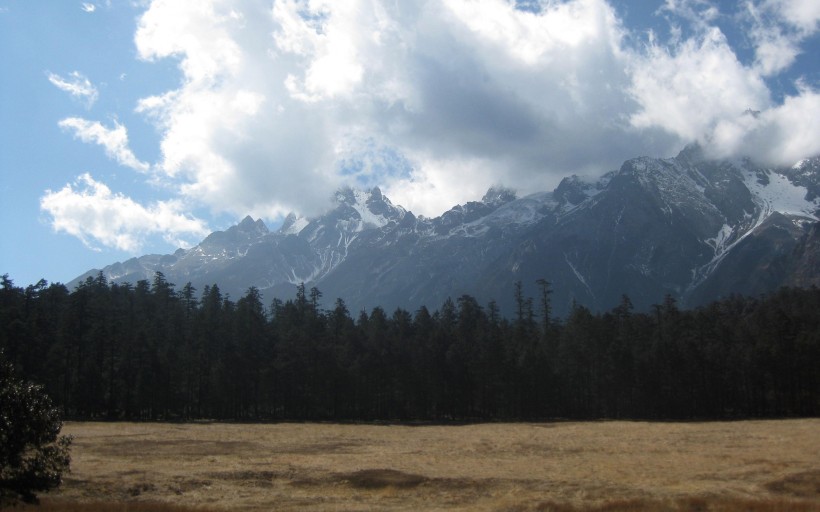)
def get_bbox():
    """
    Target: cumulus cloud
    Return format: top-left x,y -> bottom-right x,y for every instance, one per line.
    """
47,71 -> 98,107
627,0 -> 820,163
81,3 -> 96,13
77,0 -> 816,225
134,1 -> 341,219
628,26 -> 771,141
763,0 -> 820,33
384,153 -> 507,217
273,0 -> 367,102
130,0 -> 654,218
711,83 -> 820,164
743,0 -> 820,76
59,118 -> 151,172
40,174 -> 209,252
